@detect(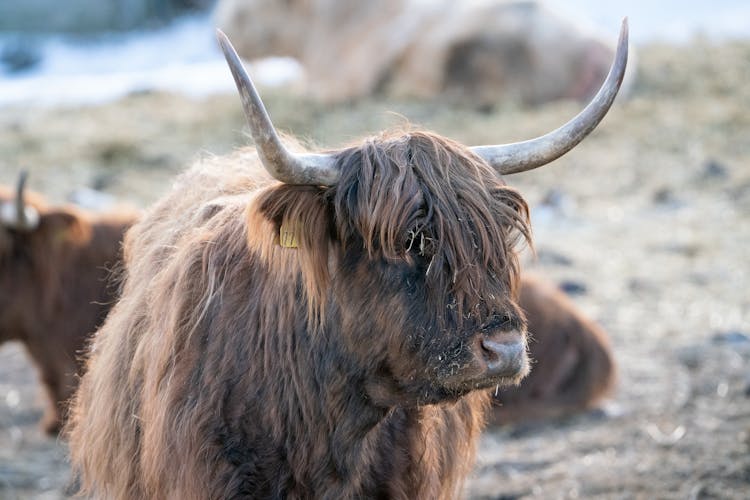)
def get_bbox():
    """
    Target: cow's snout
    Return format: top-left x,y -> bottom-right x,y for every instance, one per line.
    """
476,330 -> 528,379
